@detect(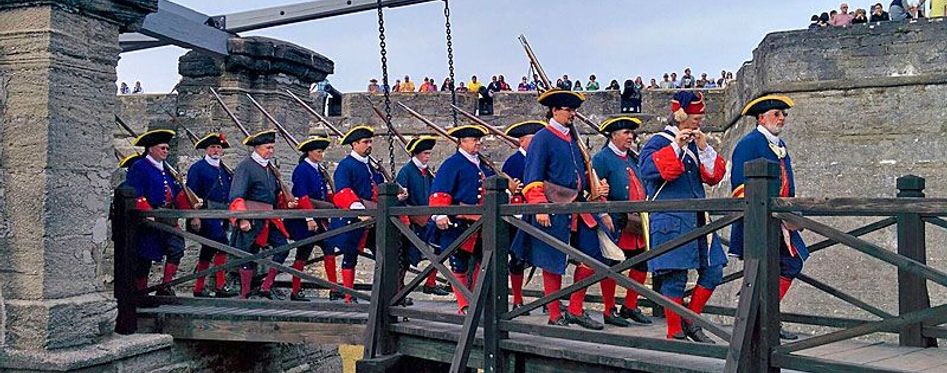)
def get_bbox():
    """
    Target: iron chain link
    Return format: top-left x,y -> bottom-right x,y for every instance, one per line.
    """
376,0 -> 395,175
443,0 -> 457,126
